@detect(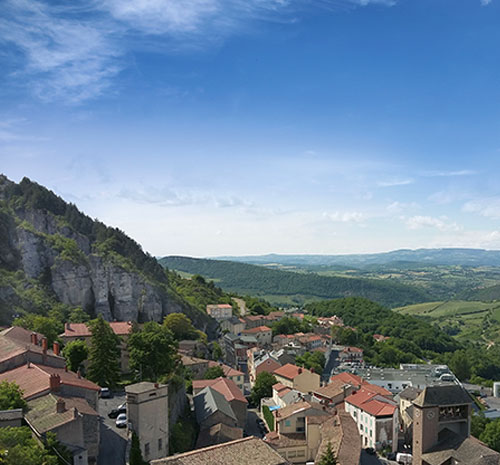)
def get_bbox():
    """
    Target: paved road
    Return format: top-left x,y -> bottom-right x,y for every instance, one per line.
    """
97,393 -> 128,465
360,451 -> 398,465
245,408 -> 265,438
